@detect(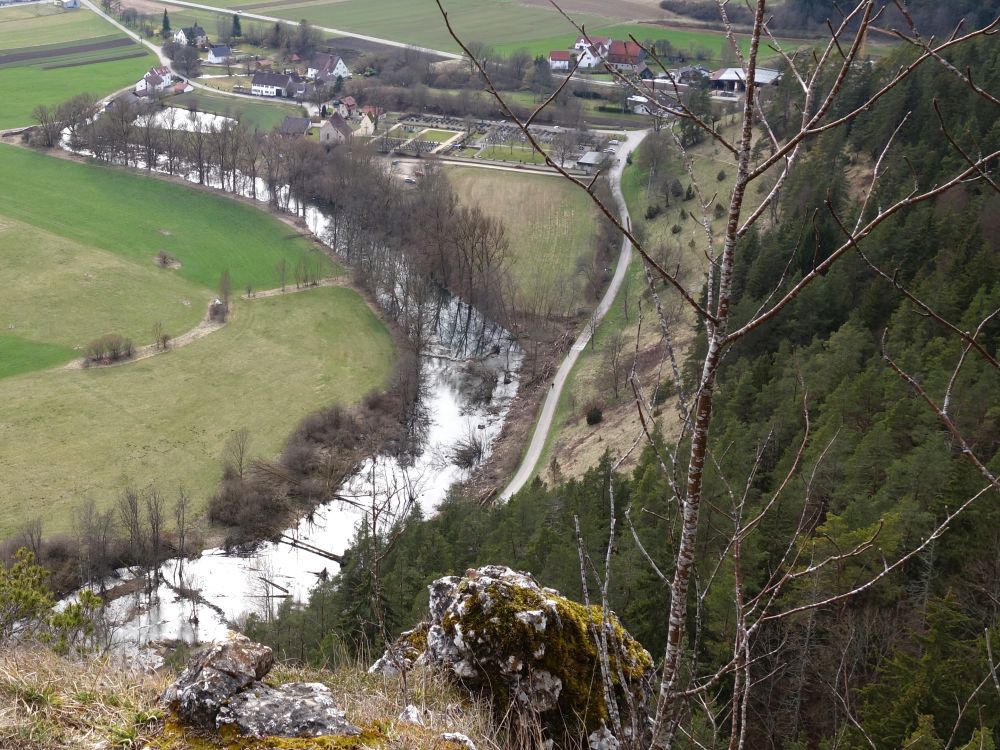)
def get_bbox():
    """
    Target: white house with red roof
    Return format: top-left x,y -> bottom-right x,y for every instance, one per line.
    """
548,50 -> 572,71
607,40 -> 645,72
134,66 -> 174,96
